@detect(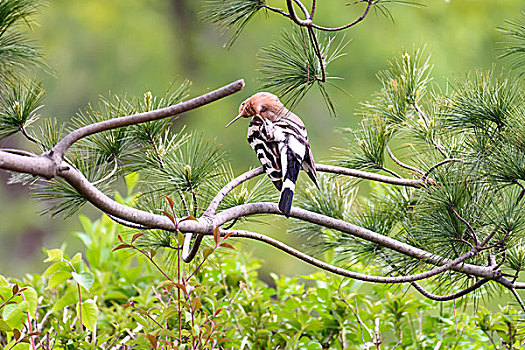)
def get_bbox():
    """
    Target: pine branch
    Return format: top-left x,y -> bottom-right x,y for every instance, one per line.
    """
51,79 -> 245,160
